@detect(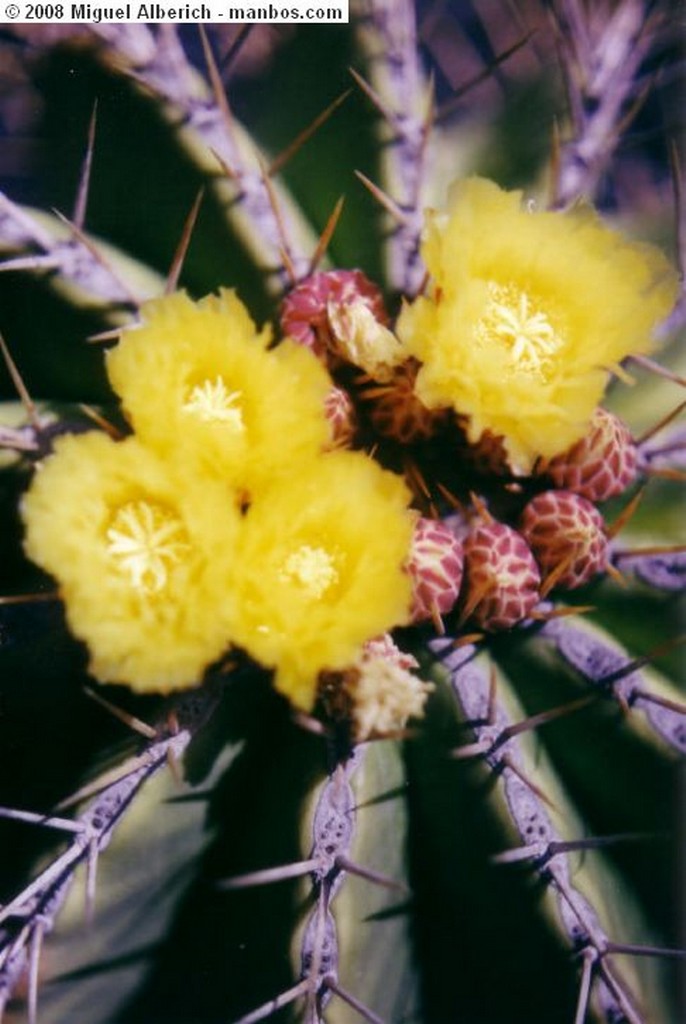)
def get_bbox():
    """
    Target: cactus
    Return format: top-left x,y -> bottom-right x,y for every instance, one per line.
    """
0,6 -> 684,1024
